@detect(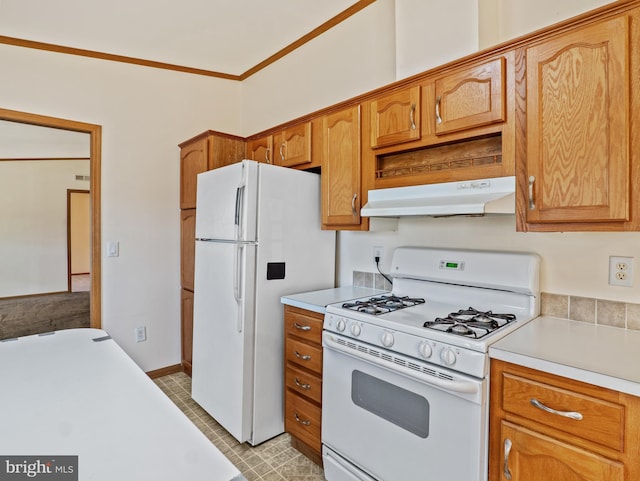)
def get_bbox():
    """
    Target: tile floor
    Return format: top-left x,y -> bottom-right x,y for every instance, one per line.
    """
154,372 -> 325,481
